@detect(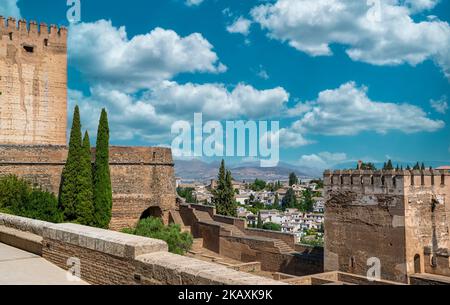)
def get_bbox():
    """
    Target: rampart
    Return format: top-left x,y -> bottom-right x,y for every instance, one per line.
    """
0,145 -> 177,230
0,17 -> 67,145
323,169 -> 450,283
0,213 -> 284,285
178,203 -> 324,276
